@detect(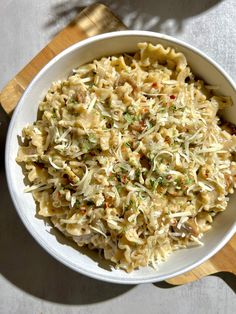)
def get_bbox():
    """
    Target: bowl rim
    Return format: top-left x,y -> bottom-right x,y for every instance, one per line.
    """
5,30 -> 236,284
